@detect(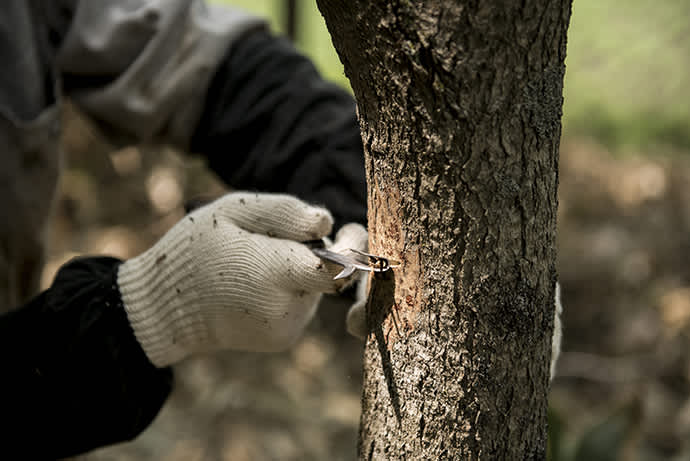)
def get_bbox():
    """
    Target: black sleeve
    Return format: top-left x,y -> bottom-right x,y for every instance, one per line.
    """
190,30 -> 367,231
0,257 -> 173,459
